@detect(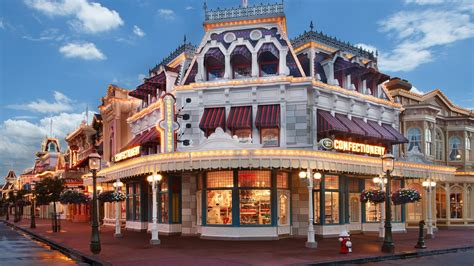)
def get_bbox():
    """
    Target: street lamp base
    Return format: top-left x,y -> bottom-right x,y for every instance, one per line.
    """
150,239 -> 161,245
305,241 -> 318,248
90,242 -> 101,254
114,233 -> 123,238
381,242 -> 395,253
